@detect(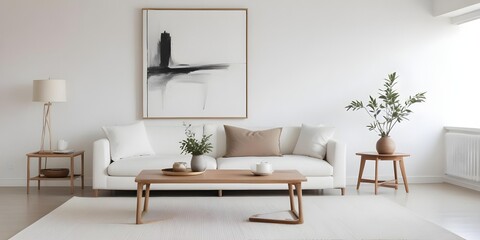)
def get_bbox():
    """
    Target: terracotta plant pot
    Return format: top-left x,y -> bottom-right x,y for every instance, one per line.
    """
376,136 -> 396,154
